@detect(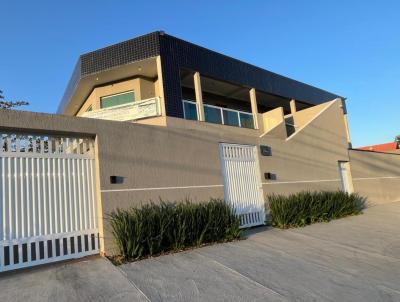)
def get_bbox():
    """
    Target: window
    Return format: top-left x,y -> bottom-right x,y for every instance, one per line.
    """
86,105 -> 93,112
100,91 -> 135,109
